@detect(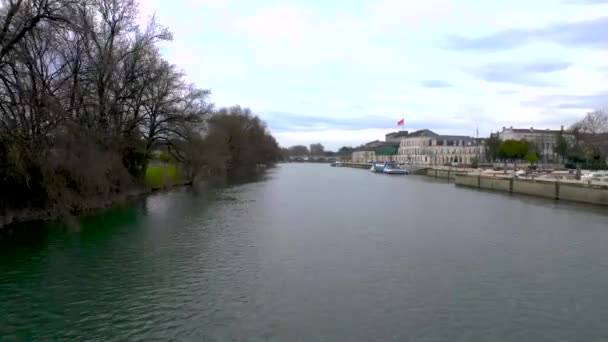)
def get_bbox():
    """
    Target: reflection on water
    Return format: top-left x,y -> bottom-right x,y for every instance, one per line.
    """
2,164 -> 608,341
